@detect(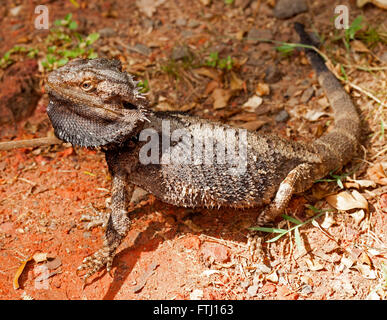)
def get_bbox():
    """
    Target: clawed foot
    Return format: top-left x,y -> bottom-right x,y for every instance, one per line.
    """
247,230 -> 264,263
80,207 -> 108,230
77,246 -> 115,282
